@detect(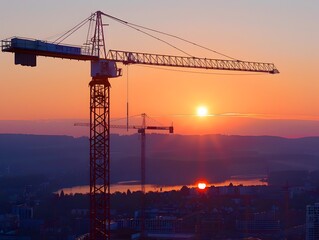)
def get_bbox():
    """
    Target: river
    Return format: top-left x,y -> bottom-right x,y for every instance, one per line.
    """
56,175 -> 267,195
